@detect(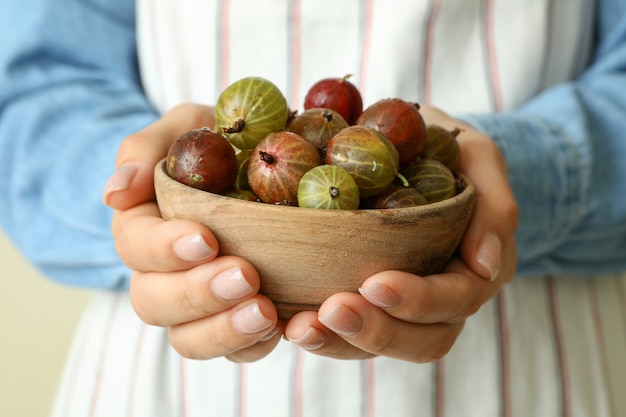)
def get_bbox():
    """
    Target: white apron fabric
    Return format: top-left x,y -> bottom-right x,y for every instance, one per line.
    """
51,1 -> 626,416
50,276 -> 626,417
